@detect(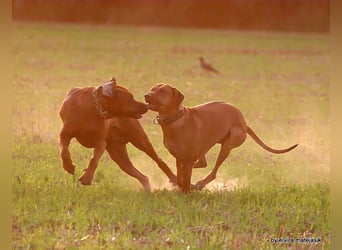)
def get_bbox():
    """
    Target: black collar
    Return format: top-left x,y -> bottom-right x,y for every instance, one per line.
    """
92,87 -> 111,119
154,107 -> 185,125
